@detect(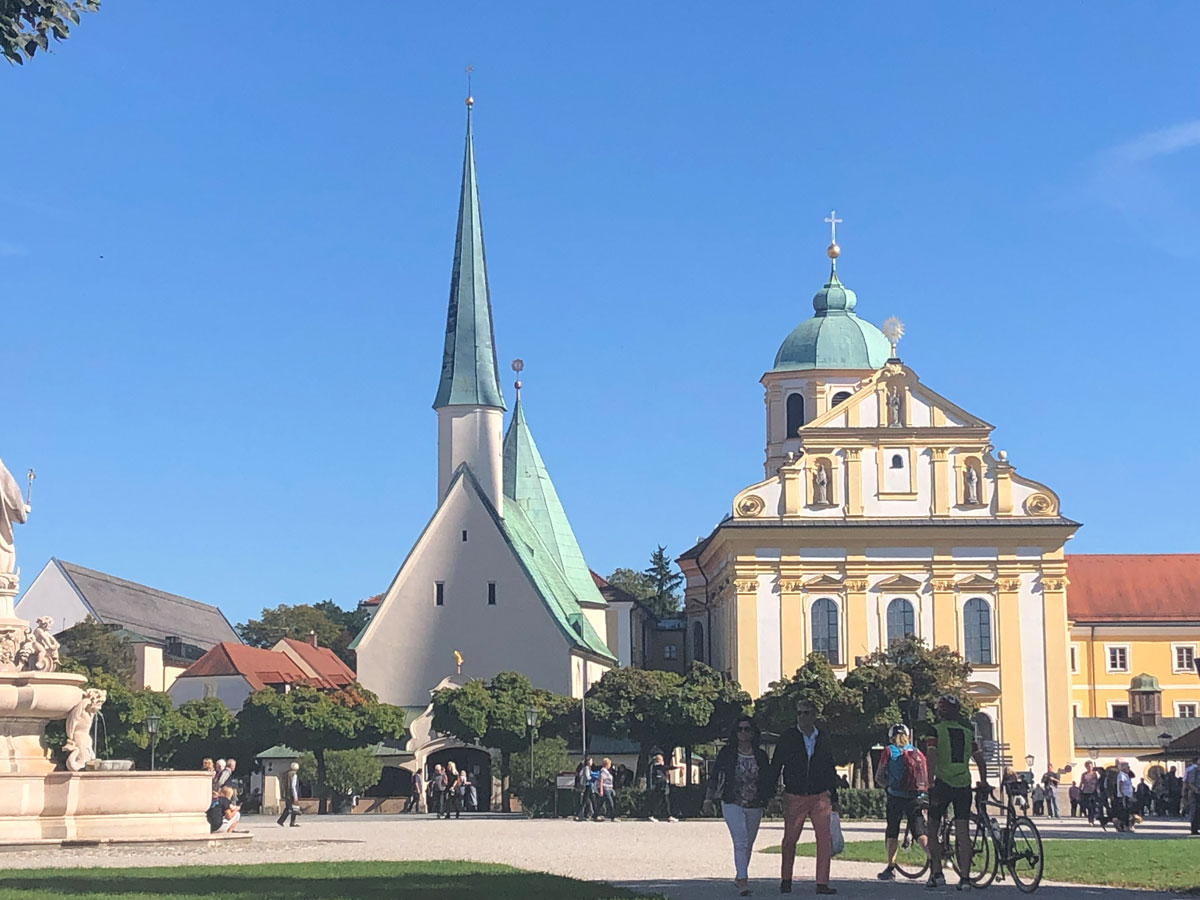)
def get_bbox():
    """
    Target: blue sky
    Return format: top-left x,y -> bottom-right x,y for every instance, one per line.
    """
4,3 -> 1198,627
